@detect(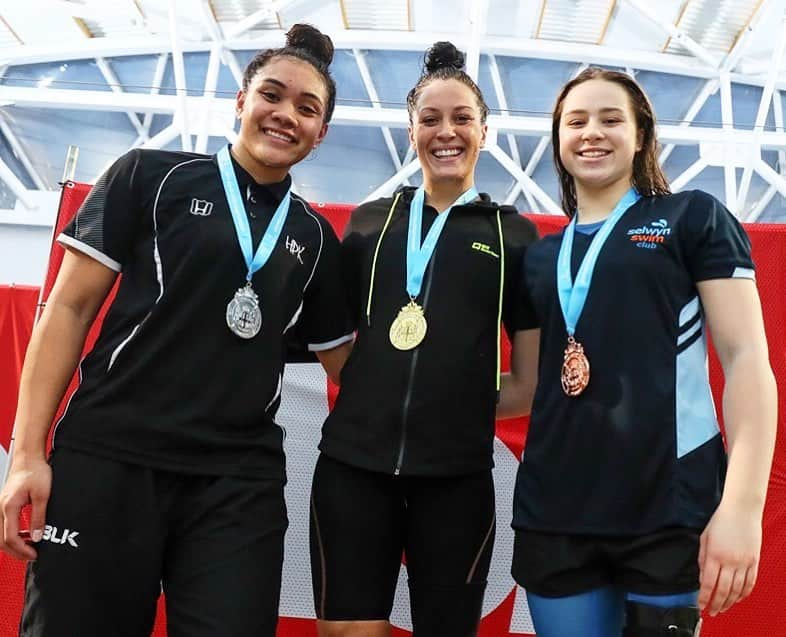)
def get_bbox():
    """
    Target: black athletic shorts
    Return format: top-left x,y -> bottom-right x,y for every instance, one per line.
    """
511,526 -> 701,598
310,454 -> 495,633
21,448 -> 287,637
